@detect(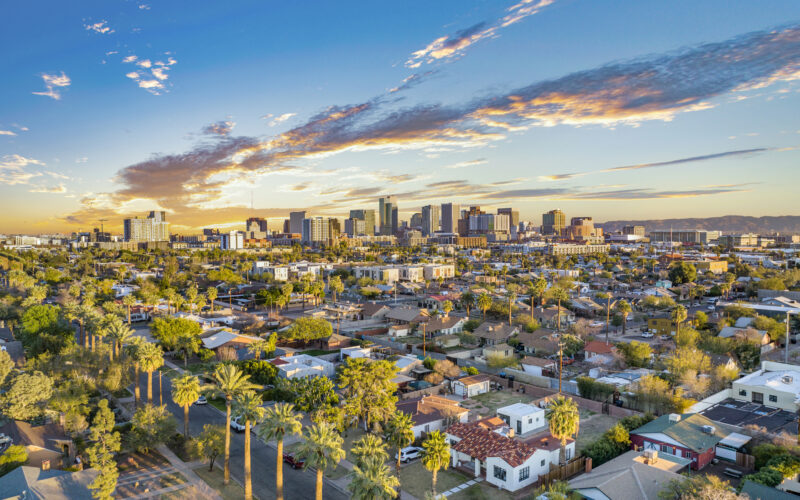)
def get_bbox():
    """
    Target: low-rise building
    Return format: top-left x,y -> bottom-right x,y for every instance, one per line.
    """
272,354 -> 335,379
396,395 -> 470,438
496,403 -> 546,435
732,364 -> 800,411
452,374 -> 491,398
